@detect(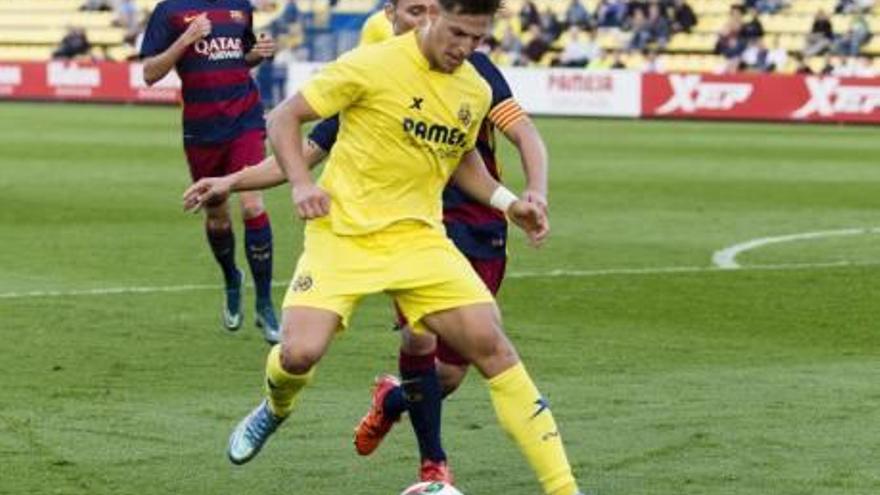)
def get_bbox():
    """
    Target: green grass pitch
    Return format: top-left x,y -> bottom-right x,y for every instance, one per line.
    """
0,102 -> 878,495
